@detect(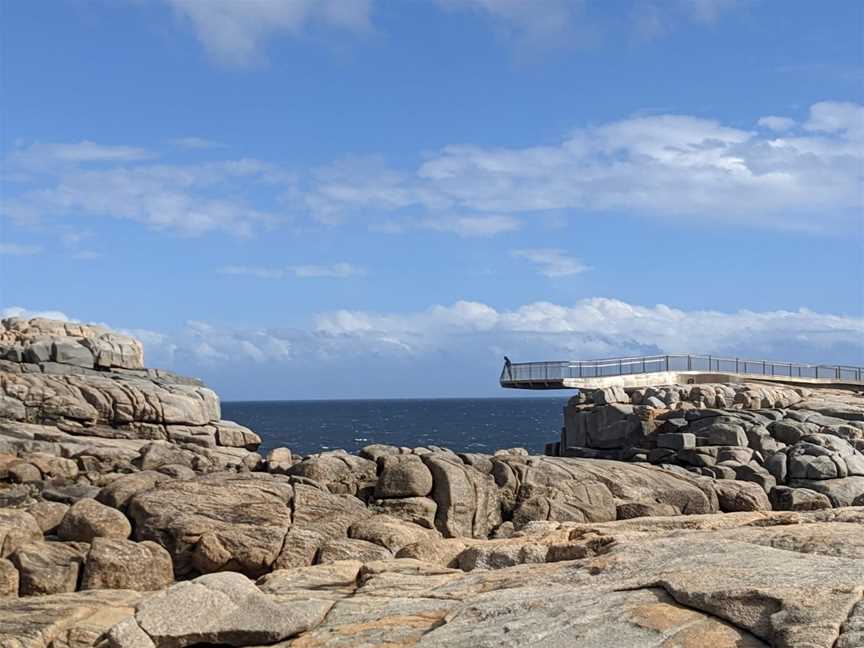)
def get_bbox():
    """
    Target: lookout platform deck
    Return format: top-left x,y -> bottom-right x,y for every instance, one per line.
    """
499,354 -> 864,391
